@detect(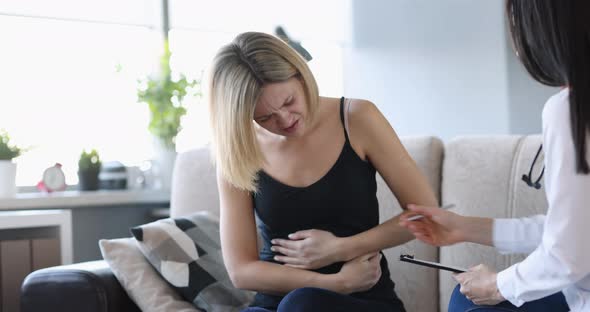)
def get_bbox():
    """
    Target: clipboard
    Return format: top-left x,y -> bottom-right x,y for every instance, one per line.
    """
399,254 -> 466,273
